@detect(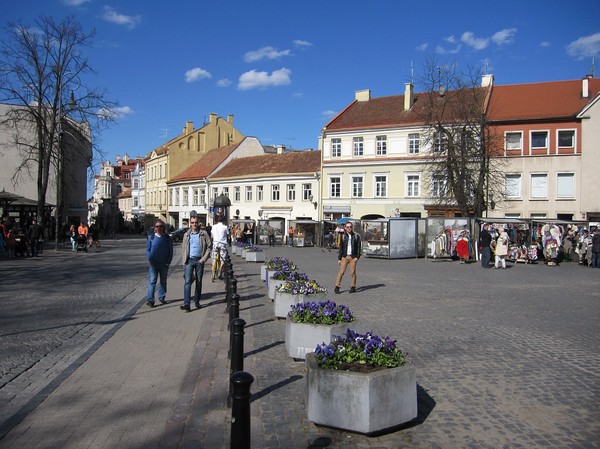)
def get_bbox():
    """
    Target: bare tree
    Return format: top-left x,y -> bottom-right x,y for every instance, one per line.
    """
415,56 -> 504,217
0,15 -> 117,242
